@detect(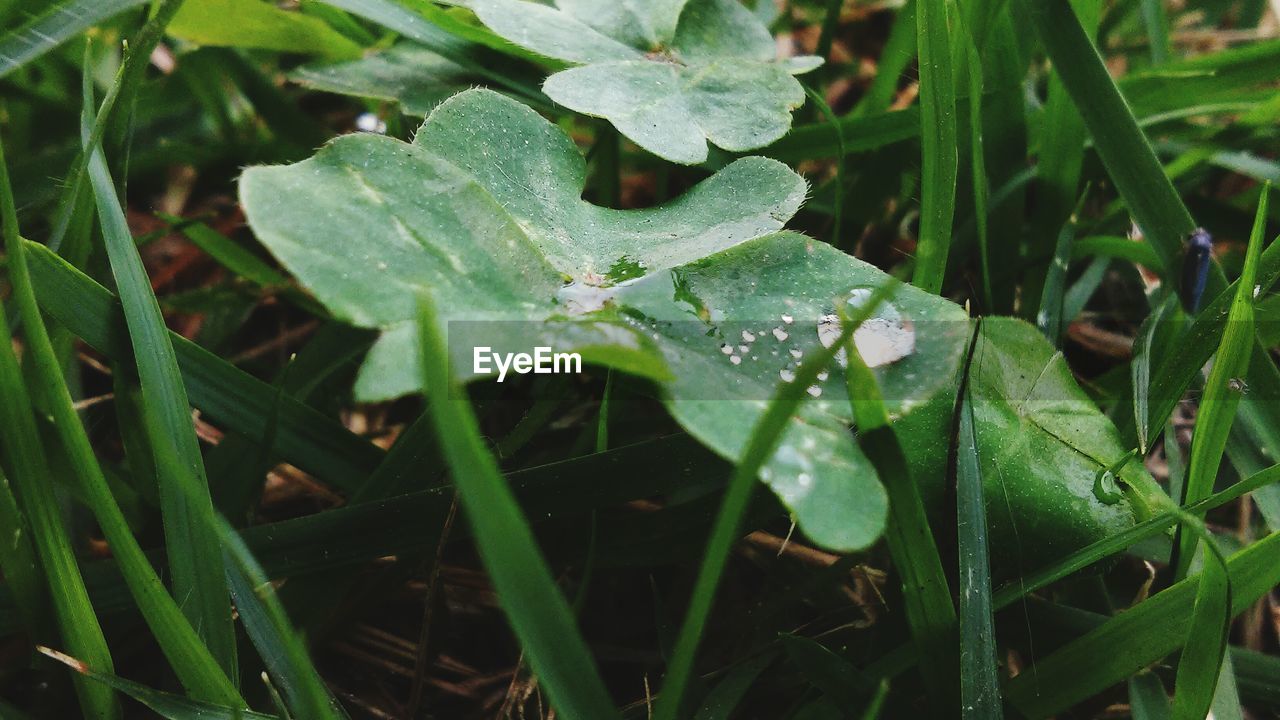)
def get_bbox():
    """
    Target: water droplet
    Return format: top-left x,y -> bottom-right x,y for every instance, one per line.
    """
781,314 -> 794,324
772,327 -> 789,341
741,330 -> 756,342
780,369 -> 796,382
730,355 -> 742,366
